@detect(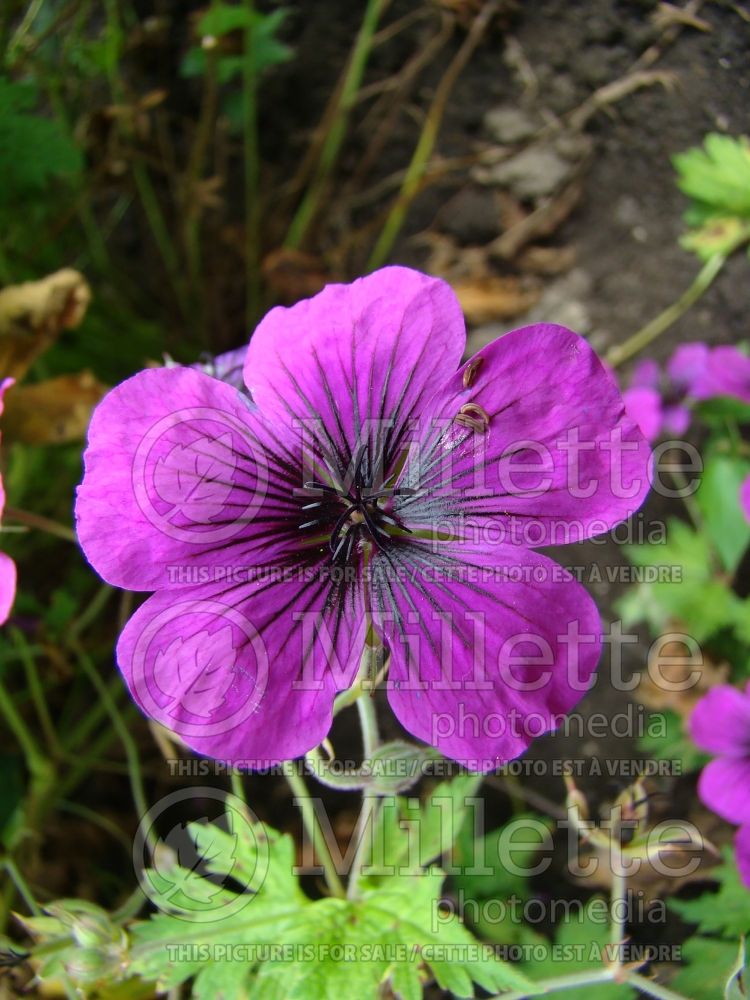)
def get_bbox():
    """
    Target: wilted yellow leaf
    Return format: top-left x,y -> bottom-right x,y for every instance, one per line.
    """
0,269 -> 91,380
